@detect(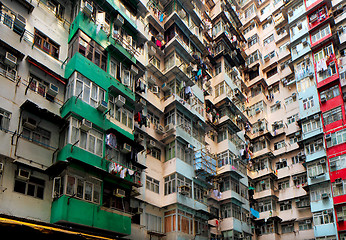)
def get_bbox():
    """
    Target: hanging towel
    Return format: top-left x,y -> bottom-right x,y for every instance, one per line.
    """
120,168 -> 127,179
156,39 -> 162,48
96,24 -> 102,34
117,164 -> 123,173
128,169 -> 134,176
160,13 -> 164,22
197,69 -> 202,76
